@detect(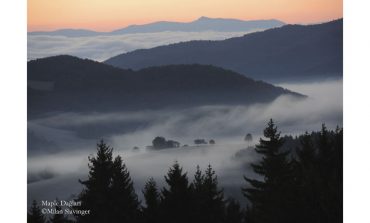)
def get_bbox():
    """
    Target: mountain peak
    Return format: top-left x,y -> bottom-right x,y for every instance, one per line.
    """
196,16 -> 212,21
